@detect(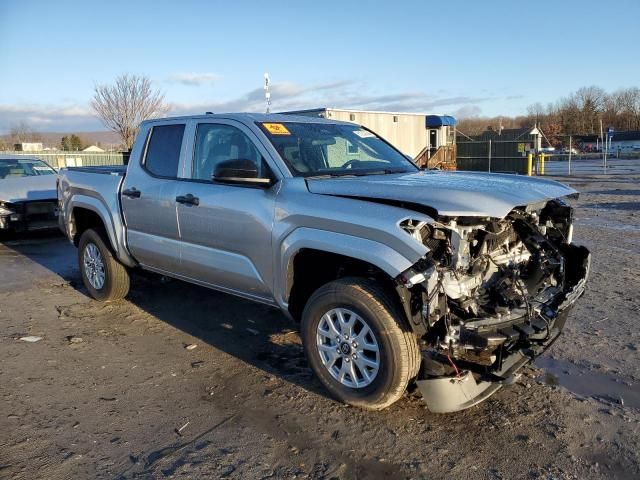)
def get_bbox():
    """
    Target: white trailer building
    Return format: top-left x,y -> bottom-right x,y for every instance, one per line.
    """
281,108 -> 456,162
